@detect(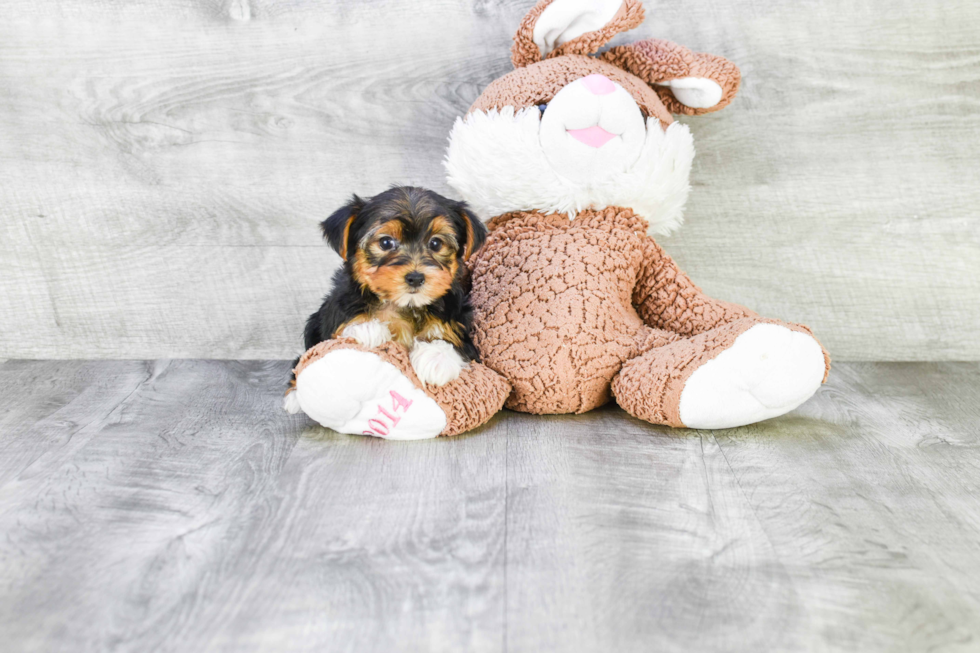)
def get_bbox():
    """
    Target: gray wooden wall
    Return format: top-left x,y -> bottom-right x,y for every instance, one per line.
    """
1,0 -> 978,360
